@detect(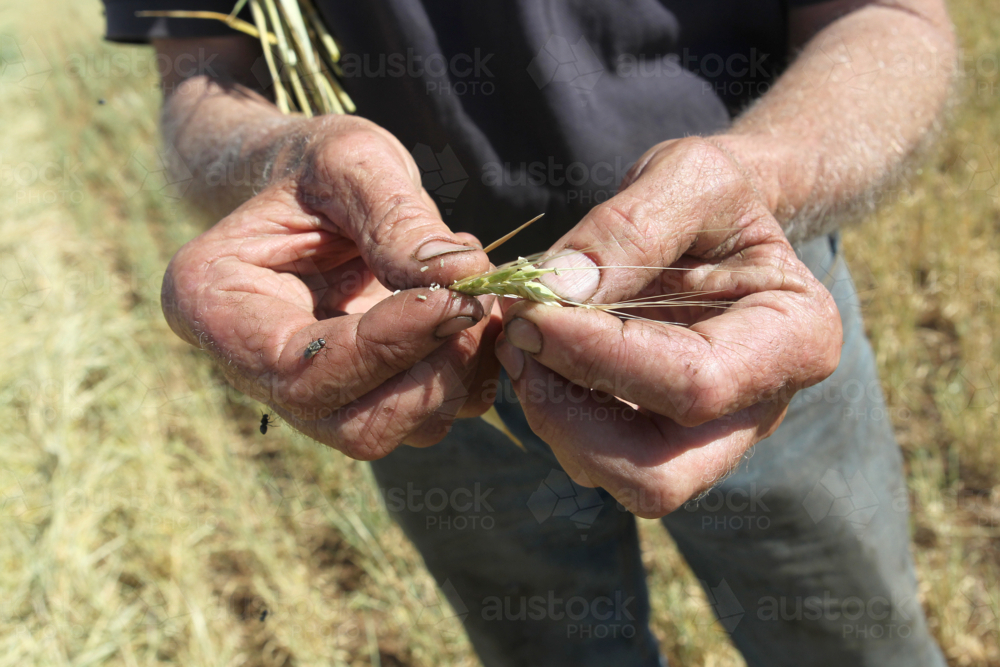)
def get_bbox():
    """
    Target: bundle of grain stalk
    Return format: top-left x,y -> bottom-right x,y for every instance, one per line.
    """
138,0 -> 354,115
